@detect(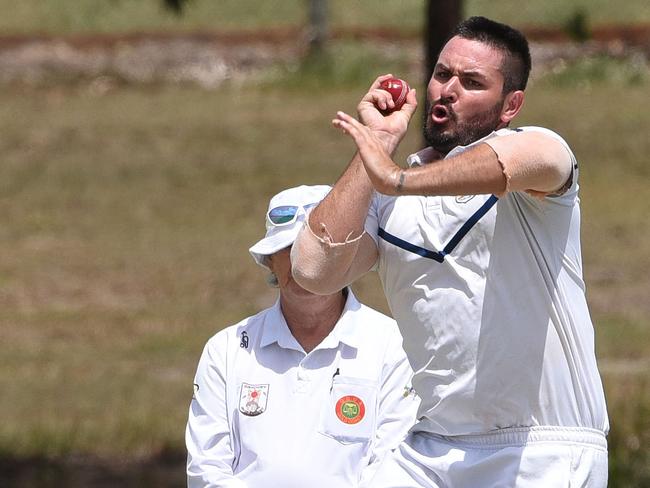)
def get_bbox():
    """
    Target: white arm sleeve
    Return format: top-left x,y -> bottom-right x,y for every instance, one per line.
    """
484,129 -> 573,196
291,221 -> 378,295
360,326 -> 419,485
186,335 -> 248,488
